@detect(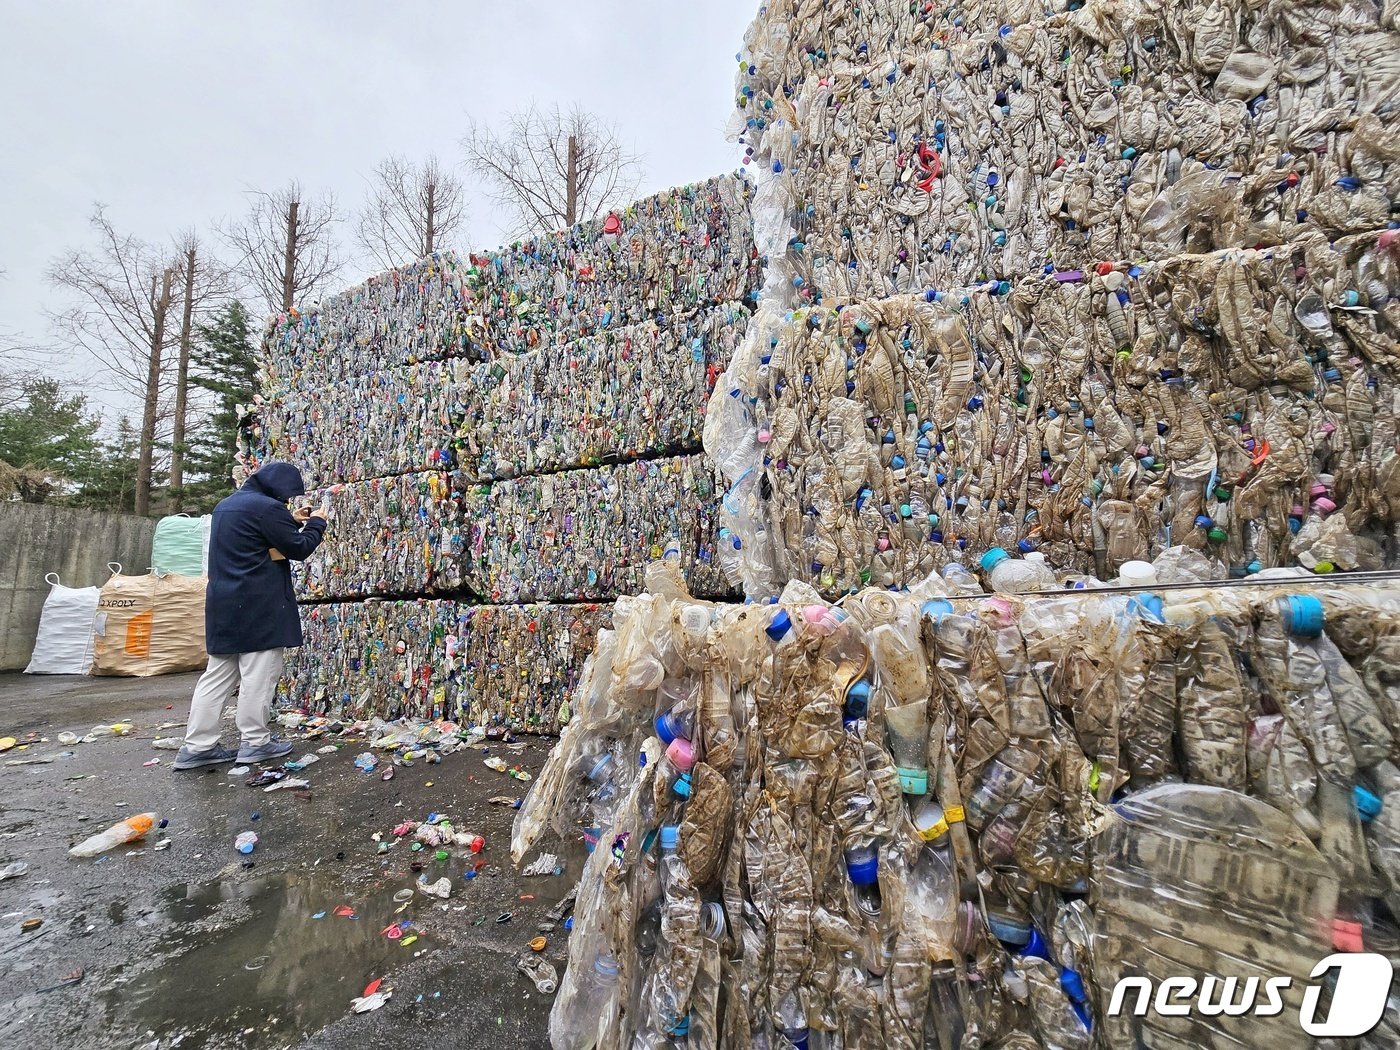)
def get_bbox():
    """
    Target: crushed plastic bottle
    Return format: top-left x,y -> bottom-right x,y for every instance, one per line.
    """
69,813 -> 160,858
